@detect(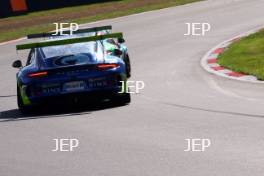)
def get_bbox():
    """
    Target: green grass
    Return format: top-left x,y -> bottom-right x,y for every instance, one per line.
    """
218,29 -> 264,80
0,0 -> 202,42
